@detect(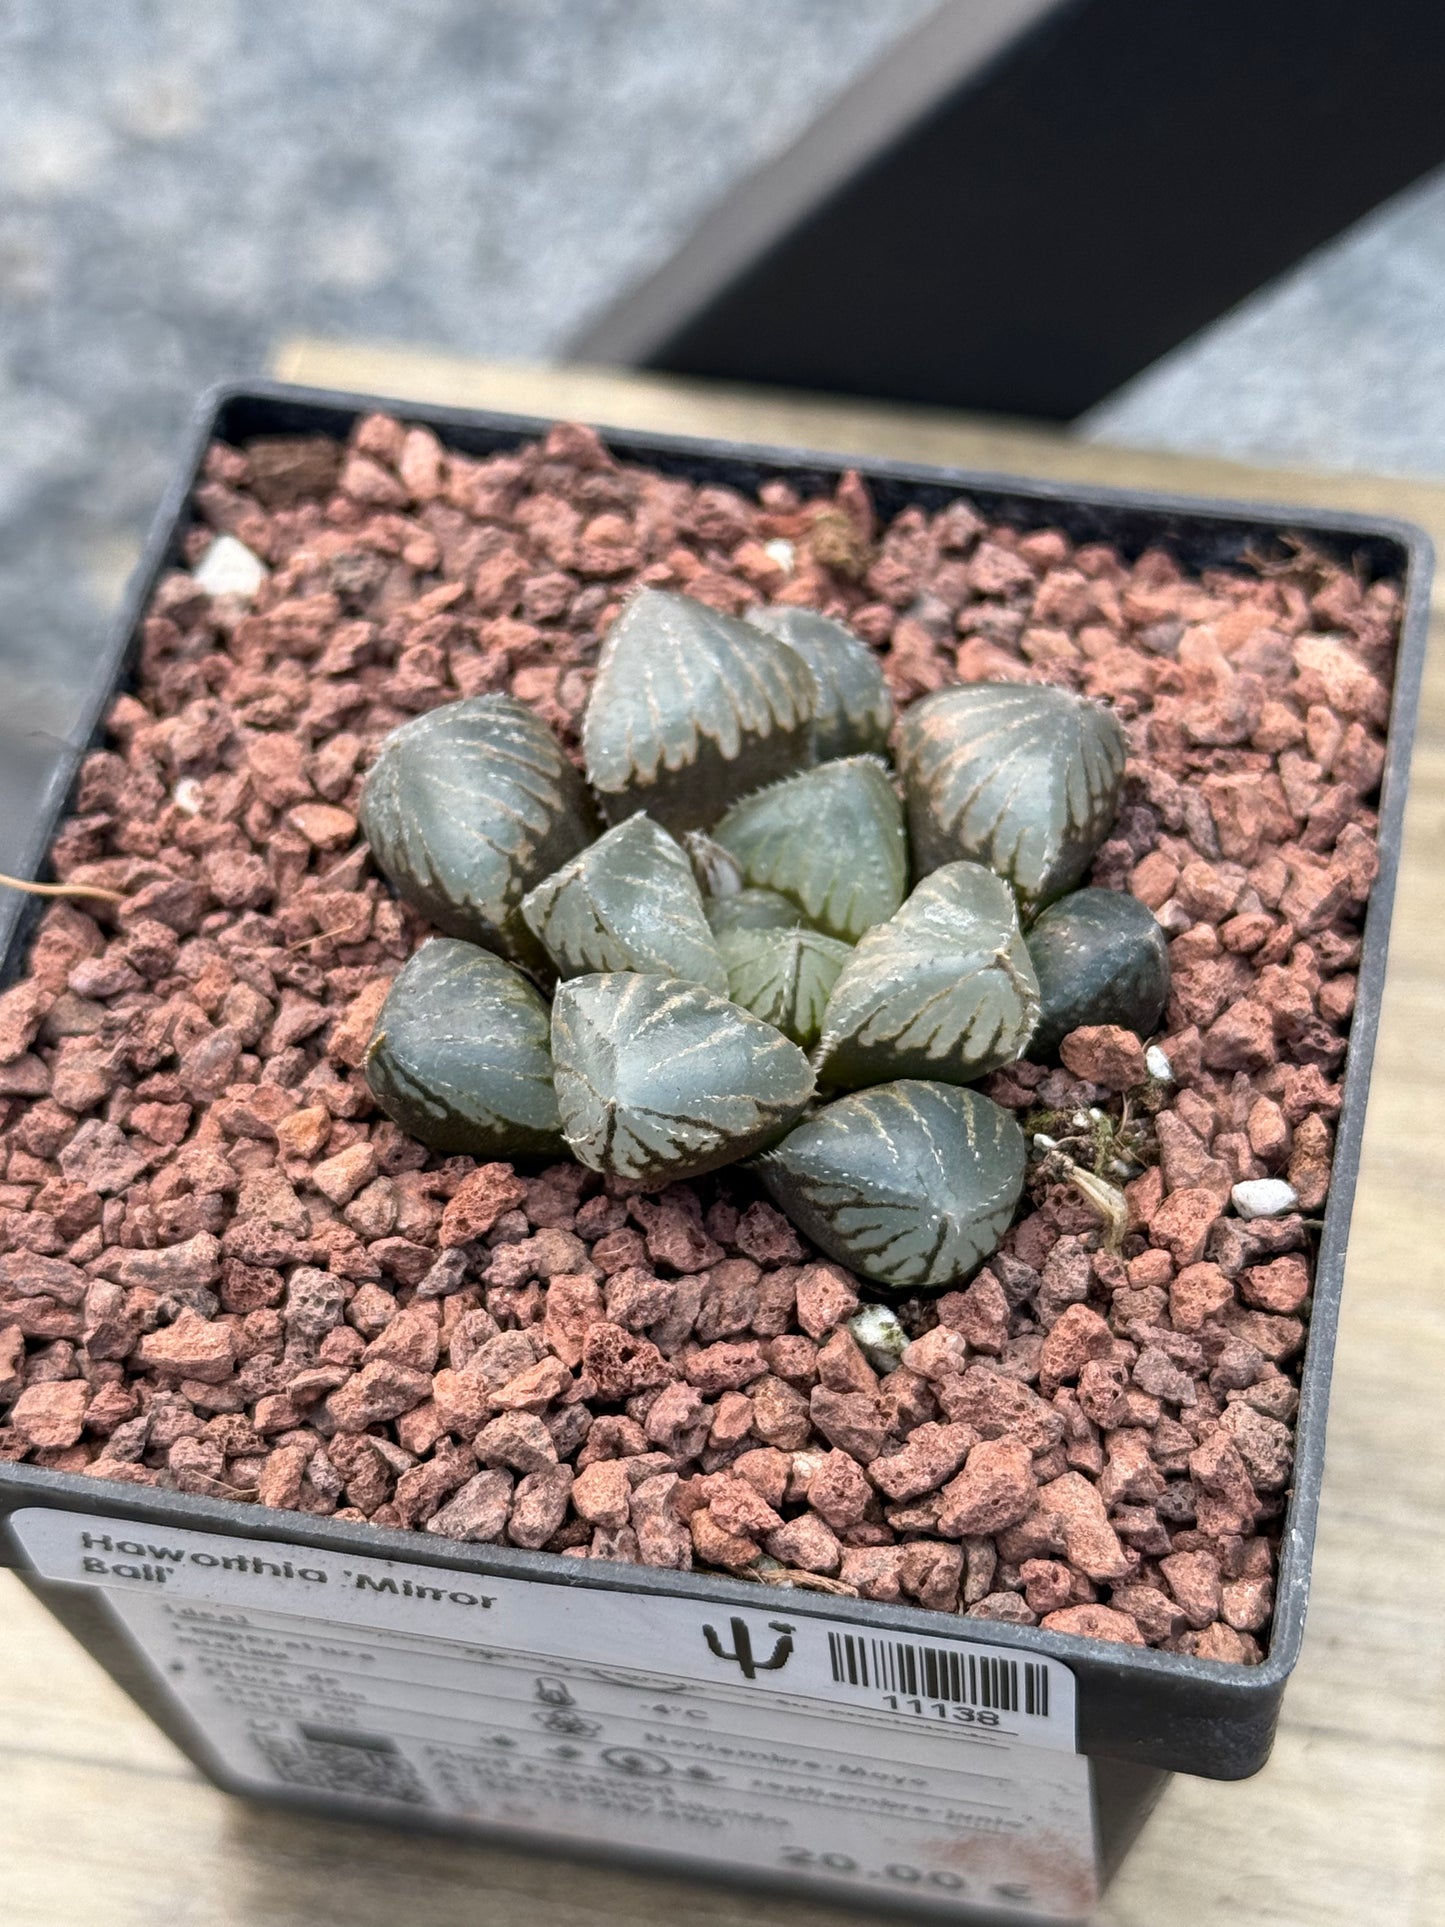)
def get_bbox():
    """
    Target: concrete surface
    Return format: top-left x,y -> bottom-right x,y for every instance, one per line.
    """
0,0 -> 932,710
